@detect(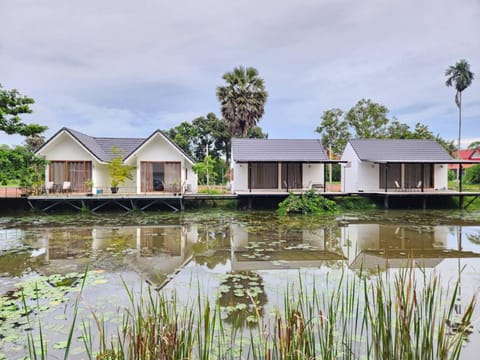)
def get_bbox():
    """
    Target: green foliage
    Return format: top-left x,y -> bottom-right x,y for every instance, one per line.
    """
193,155 -> 217,186
277,190 -> 337,215
346,98 -> 390,139
316,108 -> 349,156
108,147 -> 135,187
32,267 -> 475,360
316,98 -> 454,156
216,66 -> 268,138
445,59 -> 475,157
448,170 -> 456,181
465,164 -> 480,184
467,141 -> 480,150
337,196 -> 376,210
0,83 -> 47,136
445,59 -> 474,94
0,144 -> 46,191
325,164 -> 341,182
